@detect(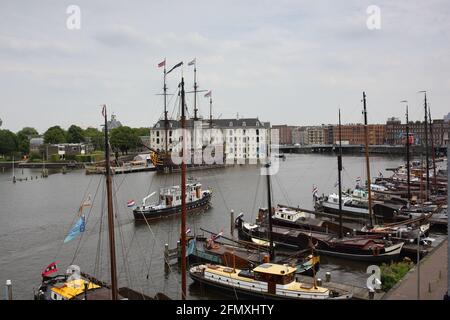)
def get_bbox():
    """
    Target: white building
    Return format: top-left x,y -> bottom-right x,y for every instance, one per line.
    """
149,118 -> 271,164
